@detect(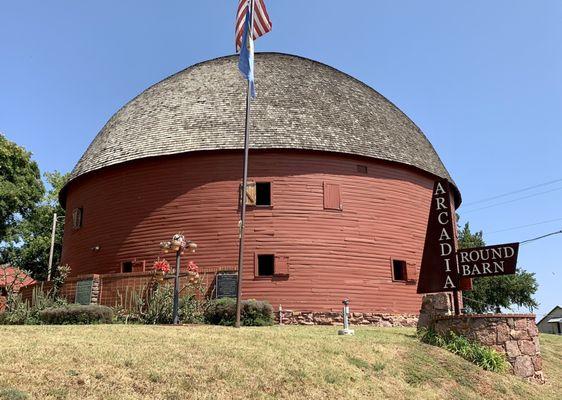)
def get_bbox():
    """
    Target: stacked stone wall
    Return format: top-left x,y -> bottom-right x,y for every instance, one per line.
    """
433,314 -> 543,381
417,293 -> 543,382
277,310 -> 418,327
